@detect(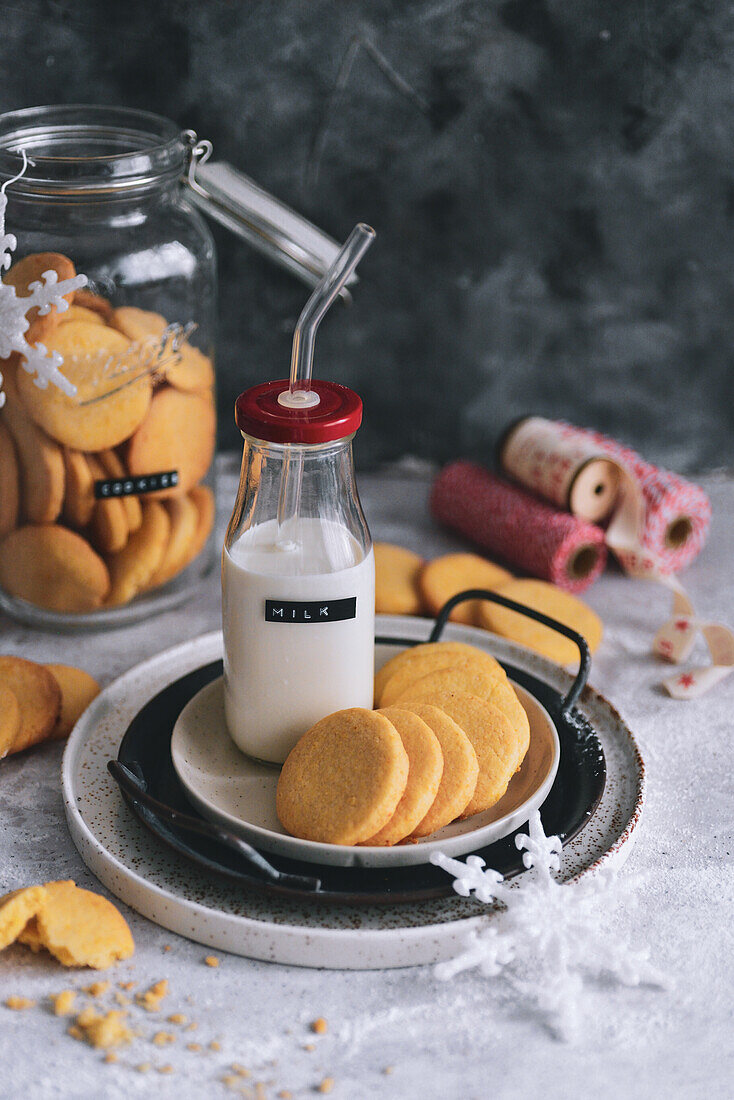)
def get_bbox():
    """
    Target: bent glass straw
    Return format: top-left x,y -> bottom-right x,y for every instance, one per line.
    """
276,223 -> 375,548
